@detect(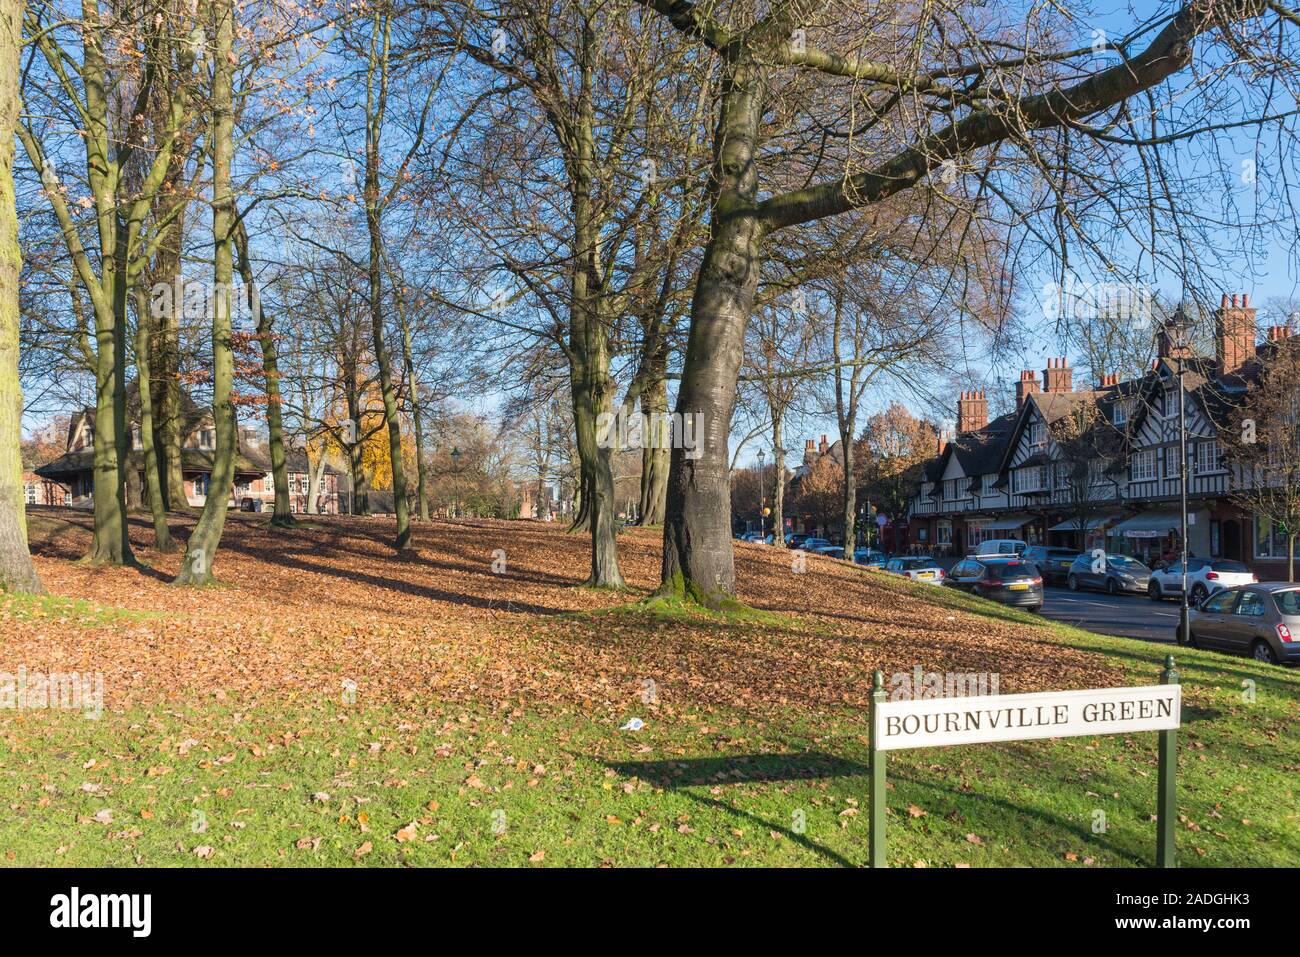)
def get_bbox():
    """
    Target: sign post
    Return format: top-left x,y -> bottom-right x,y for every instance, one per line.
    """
1156,654 -> 1179,868
867,660 -> 1181,868
869,670 -> 887,868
